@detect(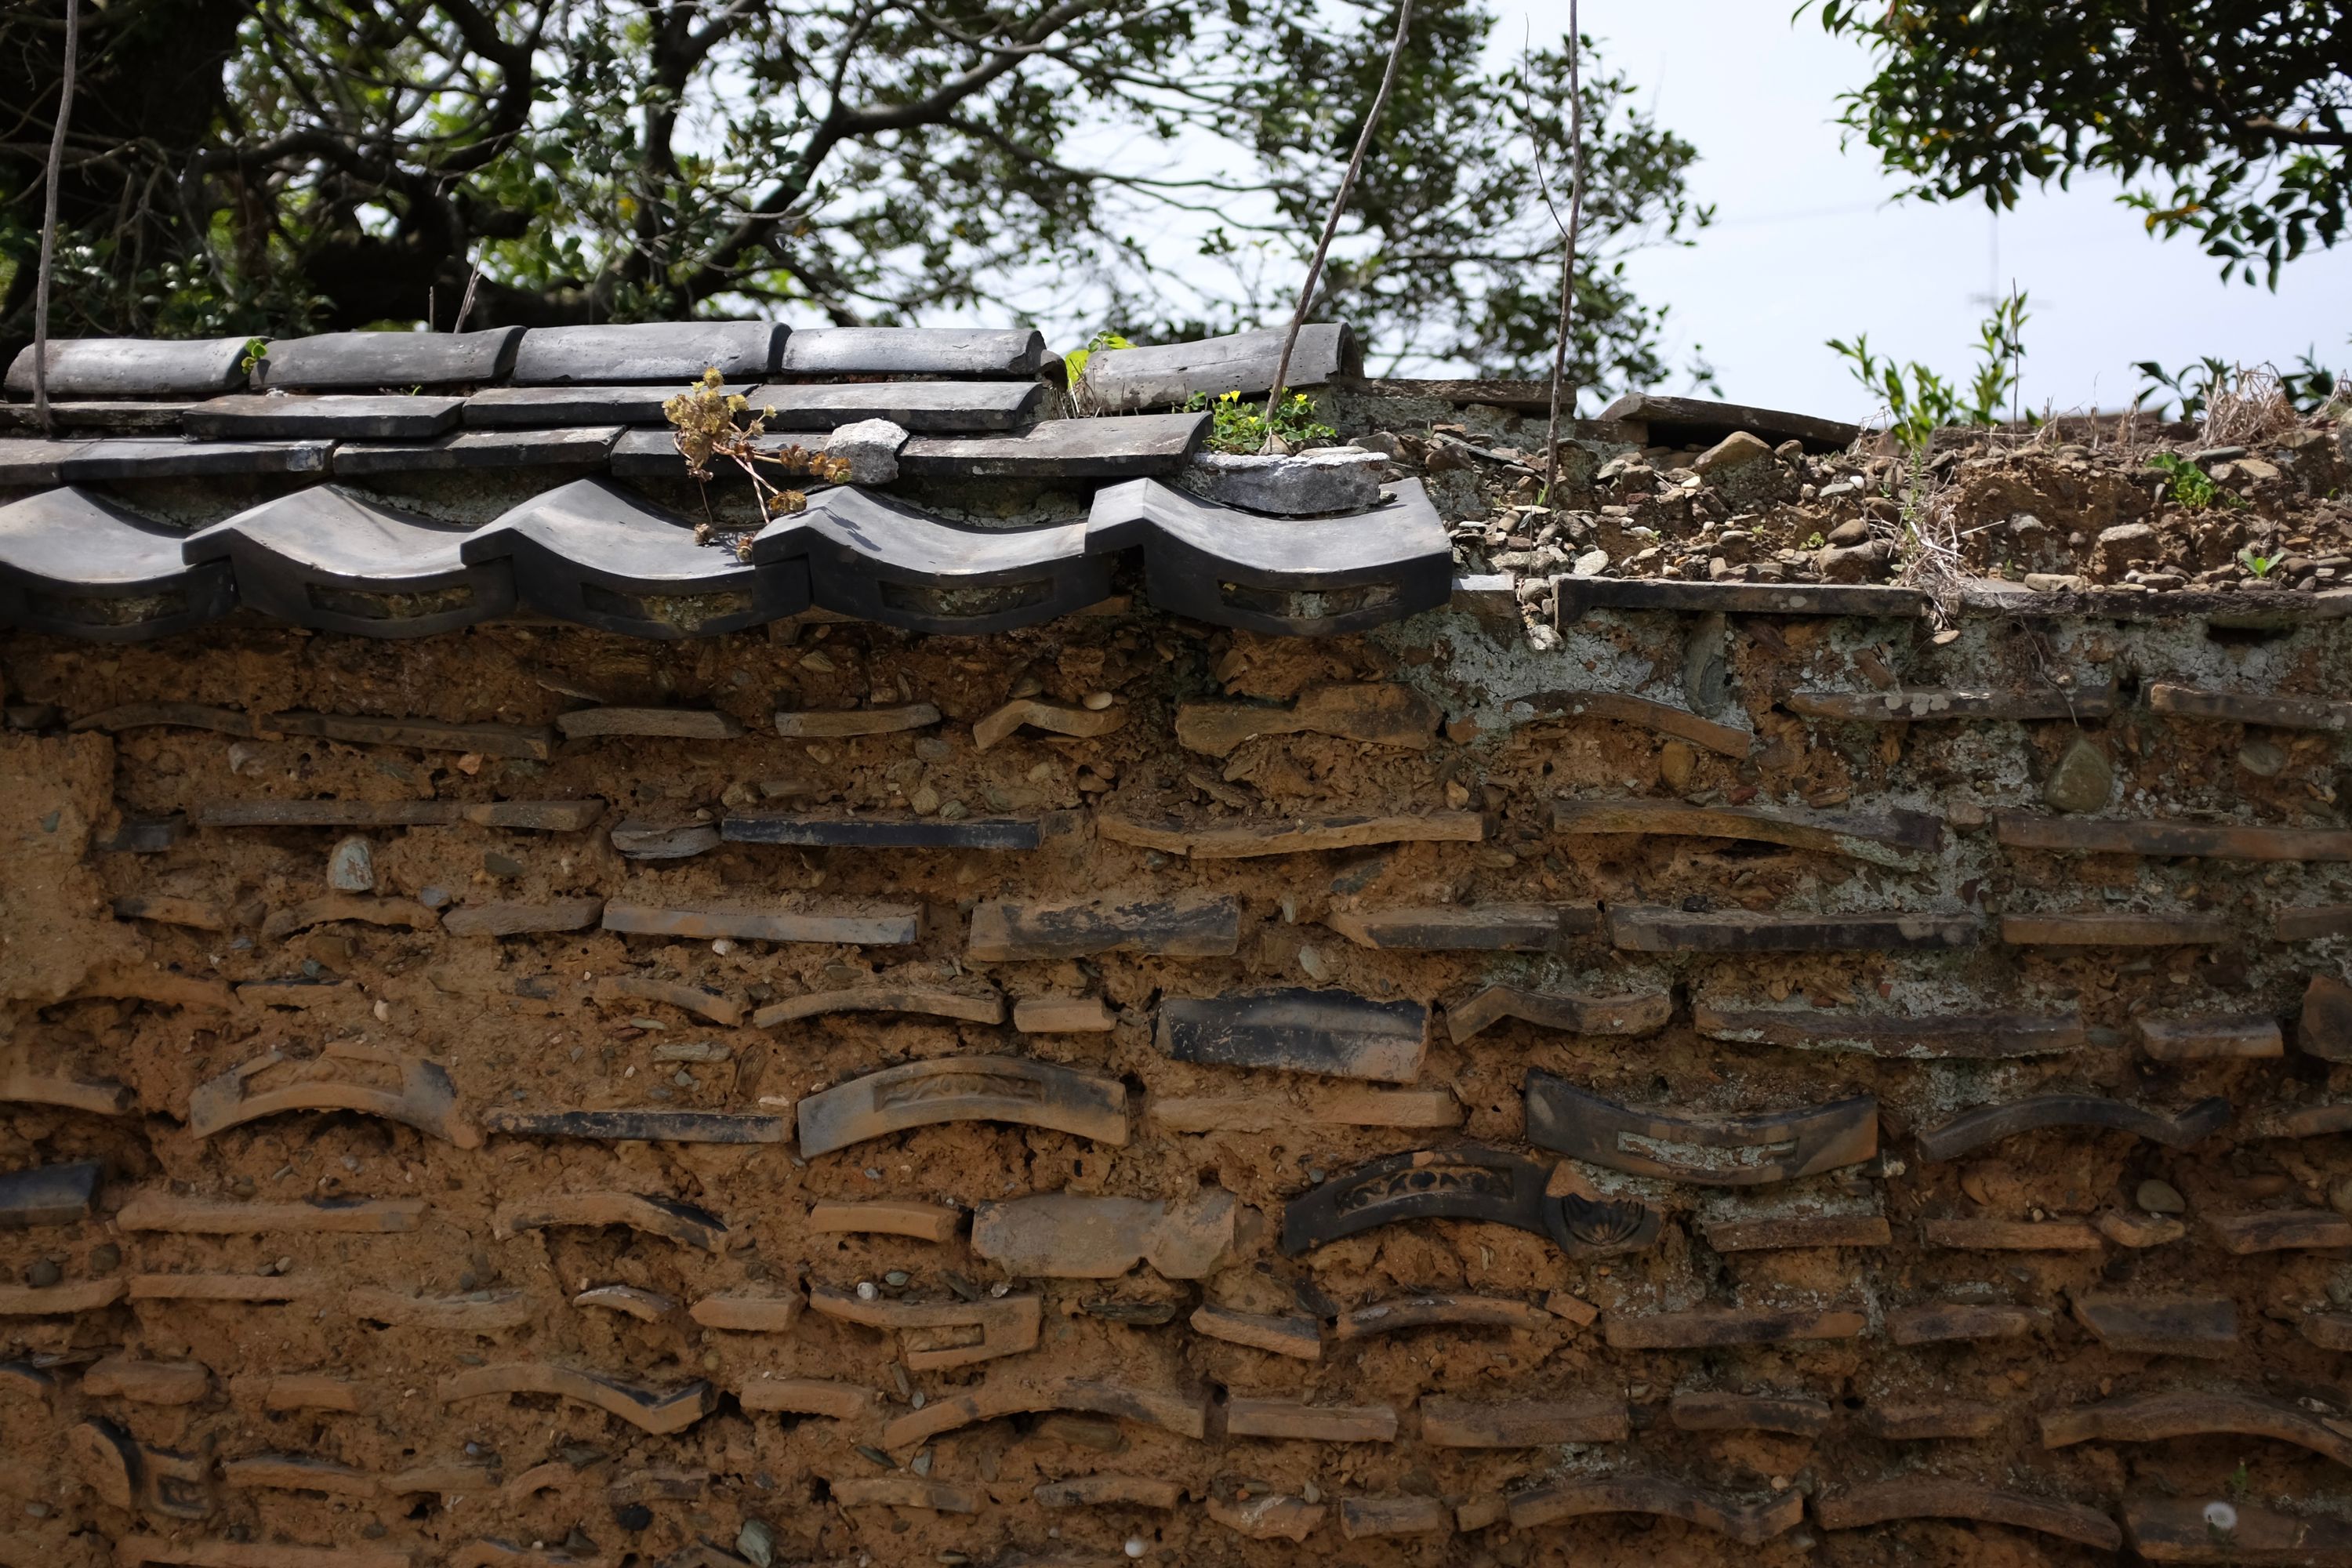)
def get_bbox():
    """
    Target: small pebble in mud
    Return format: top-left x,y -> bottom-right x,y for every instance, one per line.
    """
326,835 -> 374,892
88,1243 -> 119,1272
2137,1178 -> 2187,1214
1082,691 -> 1115,710
884,1270 -> 909,1287
856,1280 -> 878,1301
1125,1539 -> 1145,1559
614,1505 -> 653,1533
24,1259 -> 59,1288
